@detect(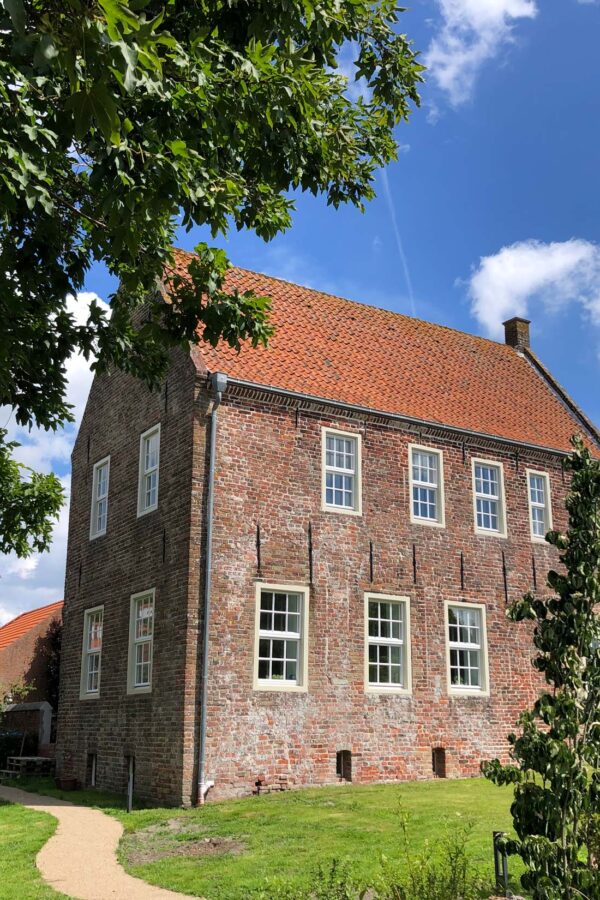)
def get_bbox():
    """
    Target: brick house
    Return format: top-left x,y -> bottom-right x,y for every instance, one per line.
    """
55,250 -> 600,805
0,600 -> 63,753
0,600 -> 63,703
